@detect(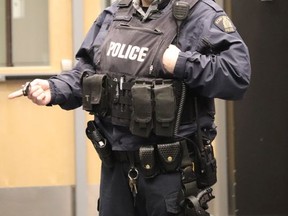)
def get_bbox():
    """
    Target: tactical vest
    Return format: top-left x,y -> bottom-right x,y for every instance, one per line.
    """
96,0 -> 180,77
82,0 -> 203,138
